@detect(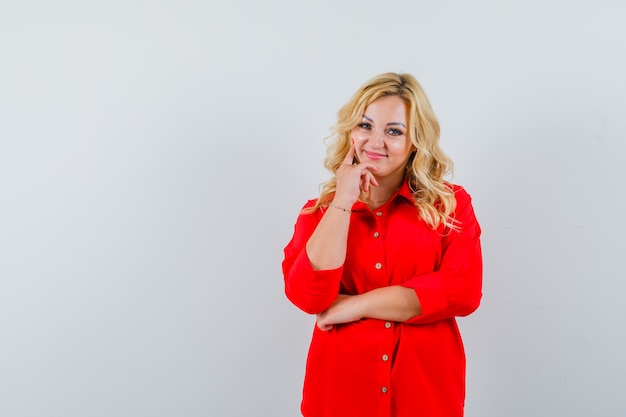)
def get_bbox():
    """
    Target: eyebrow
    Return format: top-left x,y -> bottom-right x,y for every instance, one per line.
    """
362,114 -> 406,128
